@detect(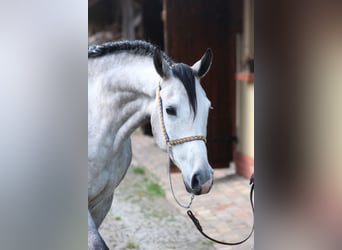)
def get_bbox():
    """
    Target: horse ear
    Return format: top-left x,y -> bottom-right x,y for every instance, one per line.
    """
153,48 -> 171,78
192,48 -> 212,78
